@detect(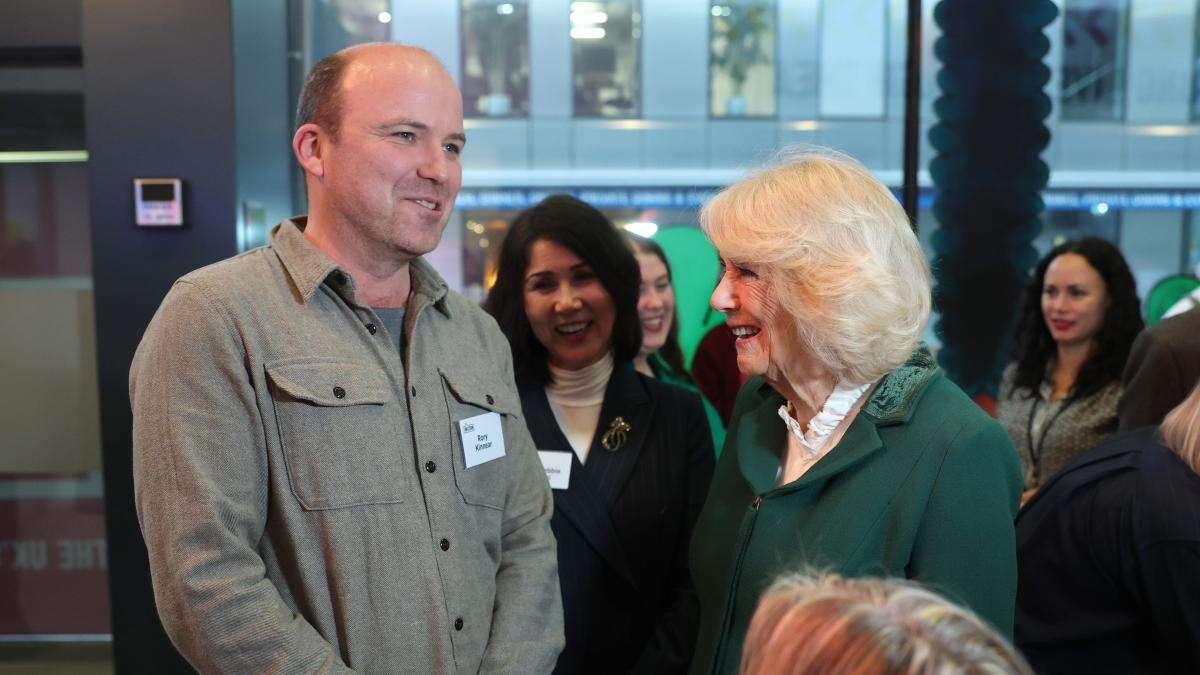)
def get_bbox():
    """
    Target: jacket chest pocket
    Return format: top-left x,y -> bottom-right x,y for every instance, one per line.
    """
439,368 -> 518,511
266,358 -> 407,510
